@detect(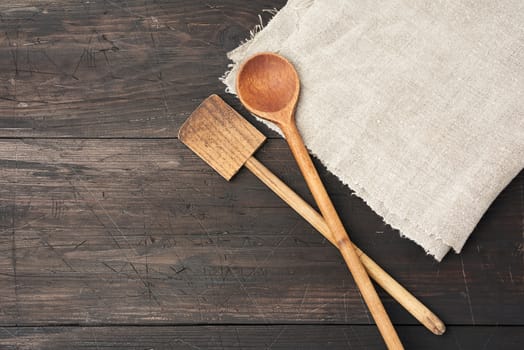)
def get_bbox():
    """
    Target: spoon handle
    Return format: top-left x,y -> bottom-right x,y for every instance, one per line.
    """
281,121 -> 404,350
244,156 -> 445,336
